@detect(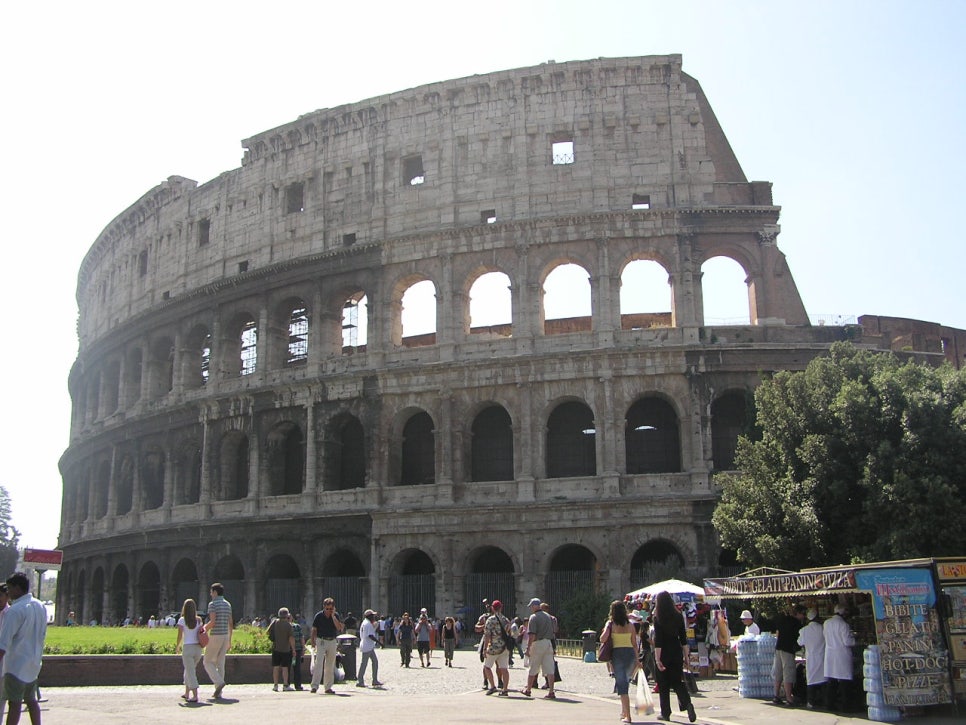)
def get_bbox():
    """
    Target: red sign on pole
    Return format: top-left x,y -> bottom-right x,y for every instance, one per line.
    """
23,549 -> 63,570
